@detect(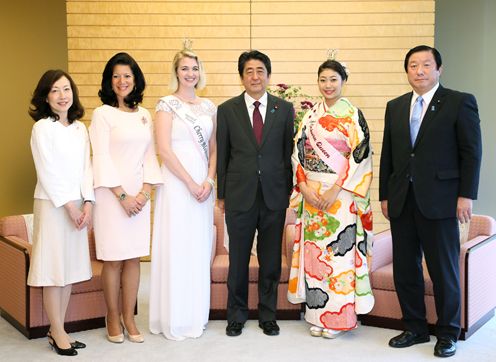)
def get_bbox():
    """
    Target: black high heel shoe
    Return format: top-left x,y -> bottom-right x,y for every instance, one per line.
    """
47,333 -> 78,356
48,331 -> 86,349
